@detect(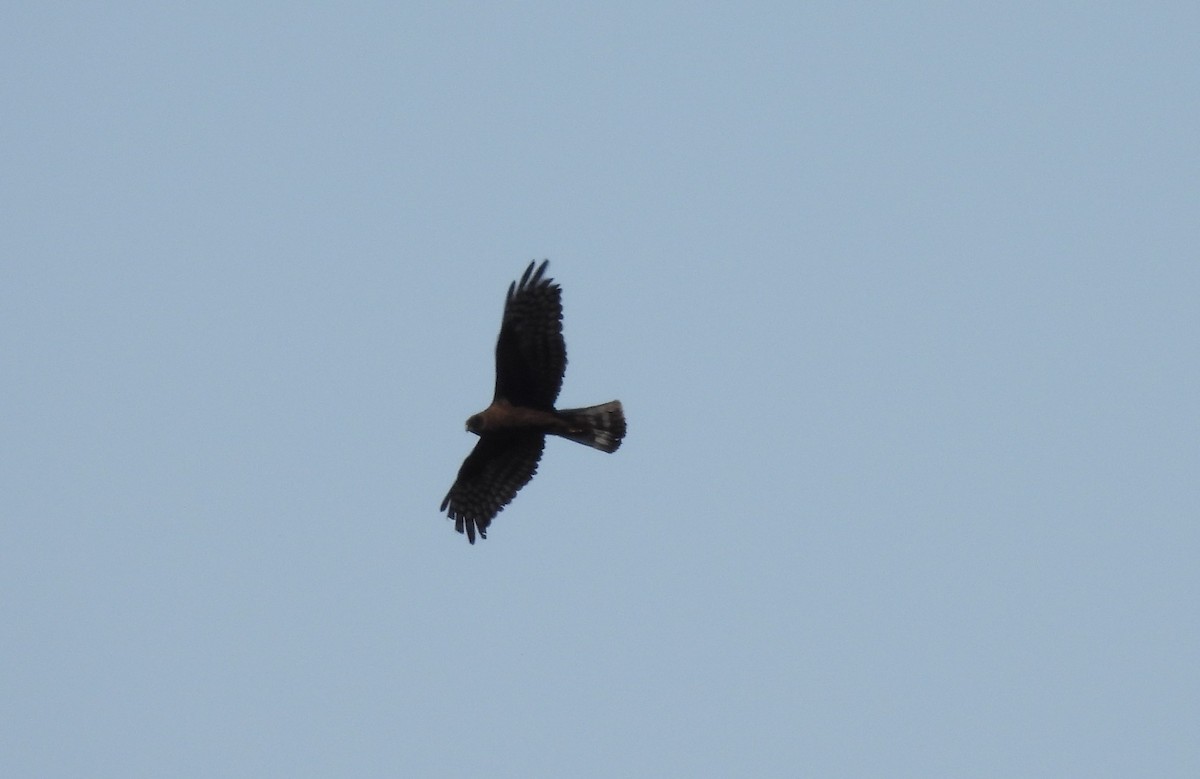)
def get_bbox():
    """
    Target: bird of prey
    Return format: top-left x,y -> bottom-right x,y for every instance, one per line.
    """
440,260 -> 626,543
